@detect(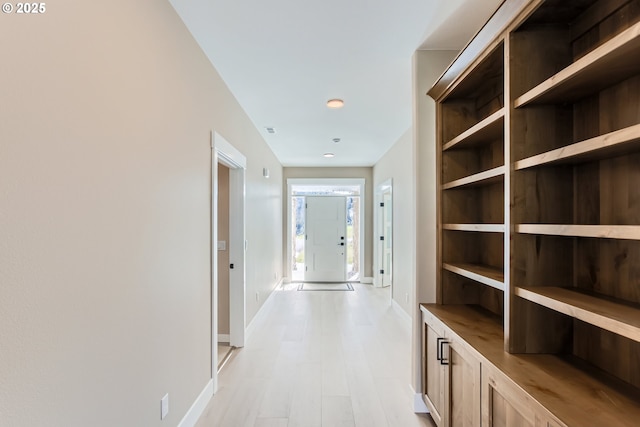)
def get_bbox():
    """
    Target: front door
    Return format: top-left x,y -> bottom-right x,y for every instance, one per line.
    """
304,196 -> 347,282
